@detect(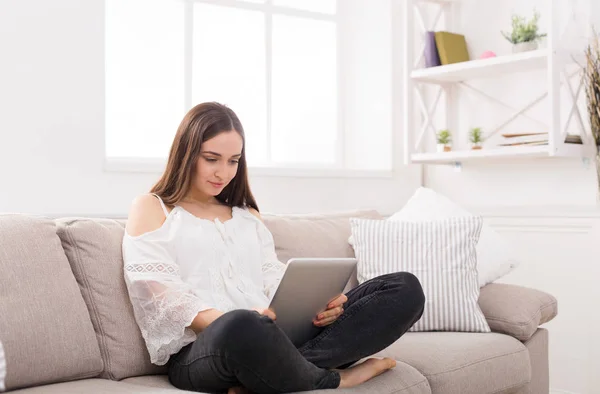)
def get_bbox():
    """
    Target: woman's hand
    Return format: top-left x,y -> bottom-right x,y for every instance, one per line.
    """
313,294 -> 348,327
253,308 -> 277,320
